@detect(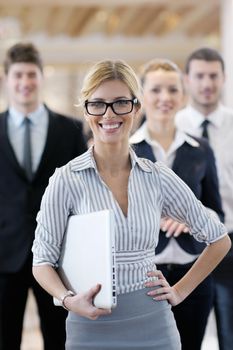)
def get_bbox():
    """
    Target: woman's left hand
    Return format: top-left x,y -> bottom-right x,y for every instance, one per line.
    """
145,270 -> 184,306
